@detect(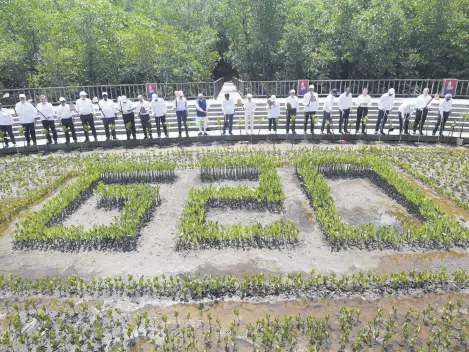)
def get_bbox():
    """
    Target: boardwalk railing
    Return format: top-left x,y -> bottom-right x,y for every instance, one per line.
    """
213,77 -> 225,99
0,82 -> 217,106
233,78 -> 469,98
